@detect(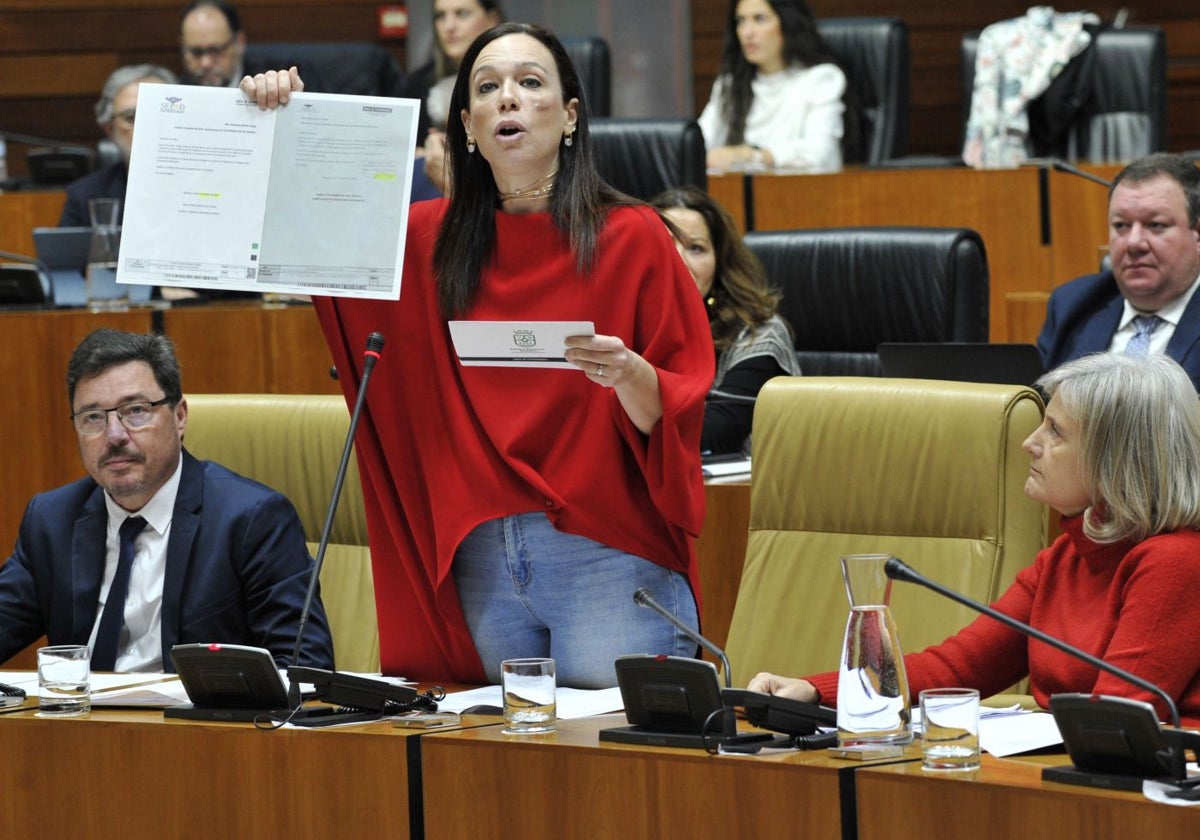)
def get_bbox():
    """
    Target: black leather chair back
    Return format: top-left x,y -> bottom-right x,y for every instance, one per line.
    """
961,25 -> 1166,163
244,42 -> 405,97
817,17 -> 910,165
562,35 -> 612,118
744,227 -> 989,376
589,118 -> 707,200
